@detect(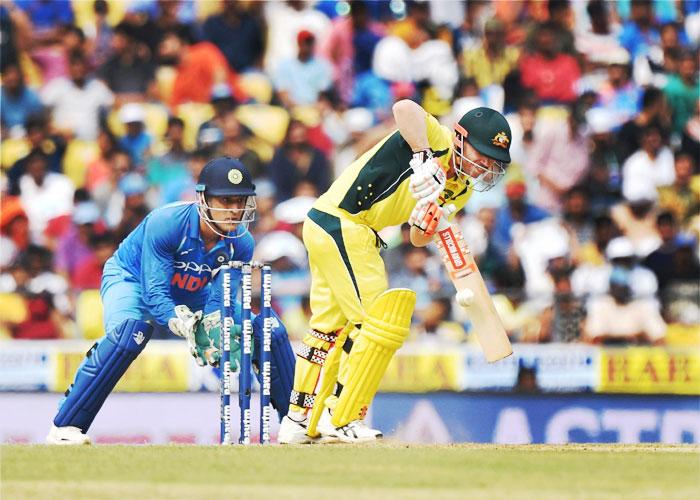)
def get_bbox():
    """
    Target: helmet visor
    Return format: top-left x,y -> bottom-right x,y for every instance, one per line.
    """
453,123 -> 506,192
